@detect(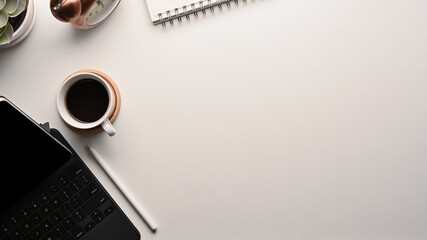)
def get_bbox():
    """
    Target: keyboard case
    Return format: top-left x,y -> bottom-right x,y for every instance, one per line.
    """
48,126 -> 141,240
